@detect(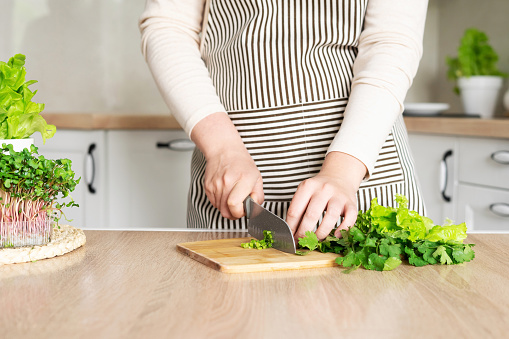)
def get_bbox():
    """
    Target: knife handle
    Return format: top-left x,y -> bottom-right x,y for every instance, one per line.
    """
243,196 -> 252,219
